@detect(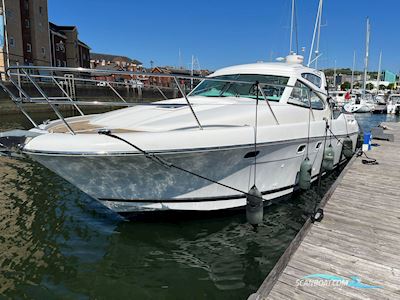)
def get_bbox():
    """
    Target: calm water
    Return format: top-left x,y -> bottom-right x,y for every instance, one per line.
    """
0,112 -> 398,299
